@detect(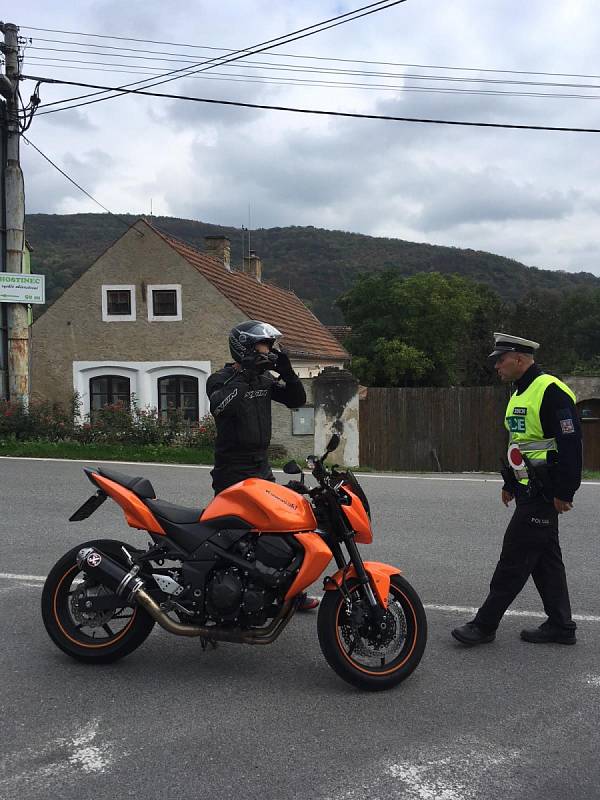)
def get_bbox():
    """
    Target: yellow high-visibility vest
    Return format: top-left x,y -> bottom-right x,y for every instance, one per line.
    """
505,374 -> 576,485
